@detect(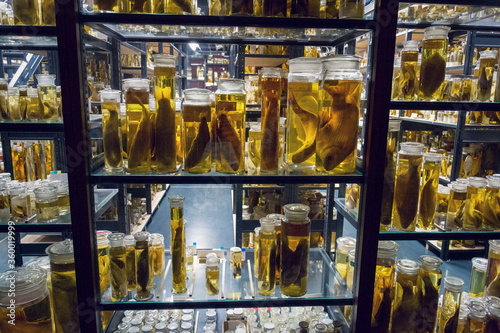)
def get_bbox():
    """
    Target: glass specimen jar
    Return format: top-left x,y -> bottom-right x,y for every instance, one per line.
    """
97,230 -> 111,296
416,255 -> 443,332
124,234 -> 136,291
435,184 -> 450,230
232,0 -> 253,15
94,0 -> 118,12
0,78 -> 8,120
183,88 -> 212,174
263,0 -> 286,16
46,239 -> 80,332
463,177 -> 487,233
323,0 -> 338,18
339,0 -> 363,18
26,87 -> 40,121
209,0 -> 231,15
371,240 -> 399,332
334,236 -> 356,280
123,78 -> 151,173
9,184 -> 29,222
399,40 -> 419,100
486,296 -> 500,332
436,276 -> 463,333
151,233 -> 165,276
215,79 -> 246,174
448,75 -> 463,101
286,57 -> 322,174
0,184 -> 9,222
129,0 -> 153,12
0,267 -> 52,332
34,186 -> 59,222
446,181 -> 467,231
55,182 -> 70,219
260,67 -> 282,174
206,252 -> 220,296
166,0 -> 193,14
36,74 -> 58,122
476,50 -> 498,101
417,152 -> 443,229
469,257 -> 488,297
56,85 -> 62,120
486,240 -> 500,298
484,175 -> 500,230
108,233 -> 128,299
318,55 -> 362,175
134,231 -> 153,301
100,89 -> 124,172
460,75 -> 475,101
380,120 -> 399,231
281,203 -> 311,297
230,246 -> 243,279
8,87 -> 21,121
468,301 -> 488,332
391,259 -> 421,332
152,55 -> 177,173
258,217 -> 276,296
169,195 -> 186,294
291,0 -> 320,17
418,26 -> 451,100
40,0 -> 55,24
13,0 -> 40,25
253,226 -> 261,278
392,142 -> 424,231
267,213 -> 284,284
18,85 -> 28,119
